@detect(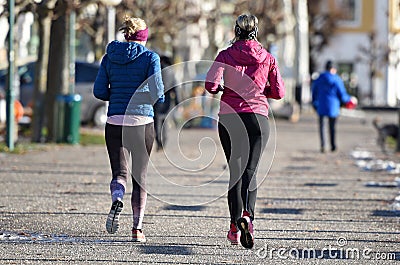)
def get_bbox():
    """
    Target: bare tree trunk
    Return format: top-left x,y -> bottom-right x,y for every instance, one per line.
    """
31,4 -> 53,143
397,107 -> 400,152
46,5 -> 69,142
95,7 -> 107,60
31,0 -> 58,142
